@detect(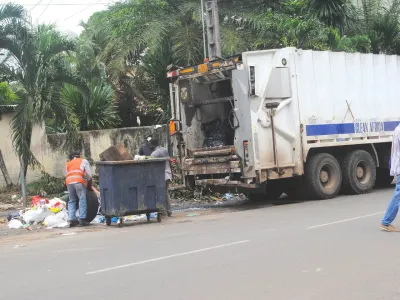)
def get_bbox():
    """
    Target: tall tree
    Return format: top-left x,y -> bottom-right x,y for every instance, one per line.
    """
0,3 -> 28,50
0,24 -> 78,177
